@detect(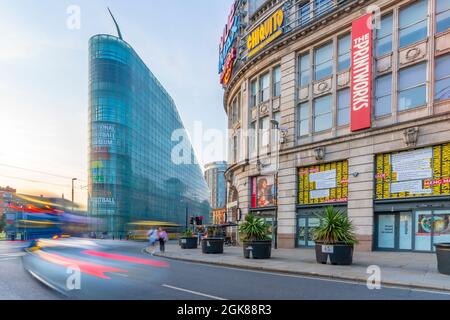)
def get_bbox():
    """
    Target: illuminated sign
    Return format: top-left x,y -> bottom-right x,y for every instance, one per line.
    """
220,48 -> 237,86
375,144 -> 450,200
218,1 -> 240,85
246,8 -> 284,59
298,161 -> 348,205
350,14 -> 373,132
